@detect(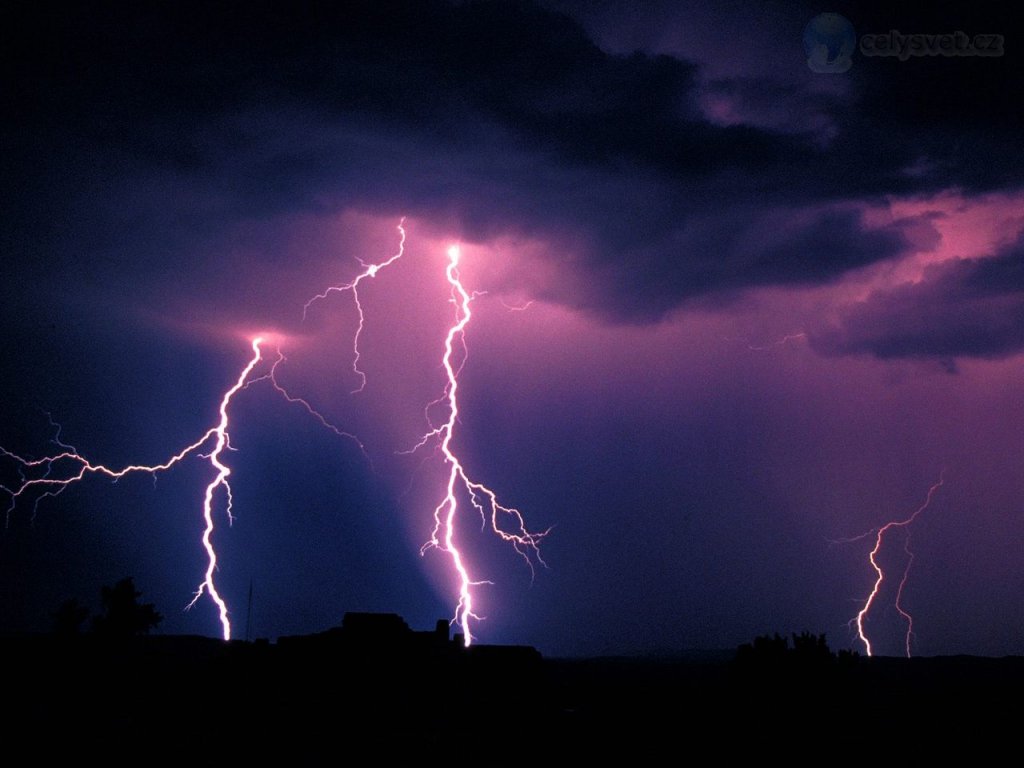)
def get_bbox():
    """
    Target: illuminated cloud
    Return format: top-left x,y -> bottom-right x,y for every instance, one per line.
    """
811,232 -> 1024,366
